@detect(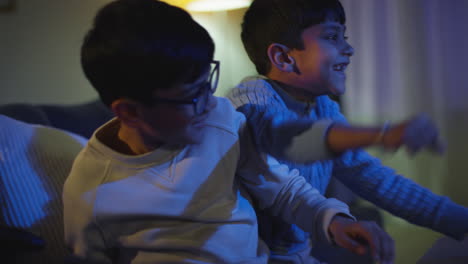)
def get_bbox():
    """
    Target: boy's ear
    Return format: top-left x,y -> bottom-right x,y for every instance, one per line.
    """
267,43 -> 296,73
111,98 -> 143,128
